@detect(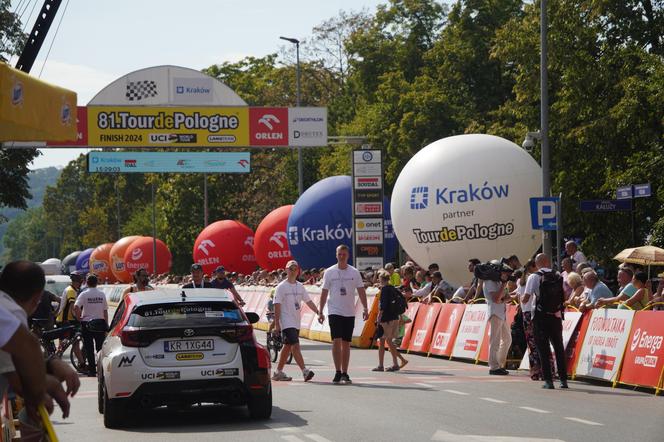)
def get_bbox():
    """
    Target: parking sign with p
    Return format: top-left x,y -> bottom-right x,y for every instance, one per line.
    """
530,197 -> 559,230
